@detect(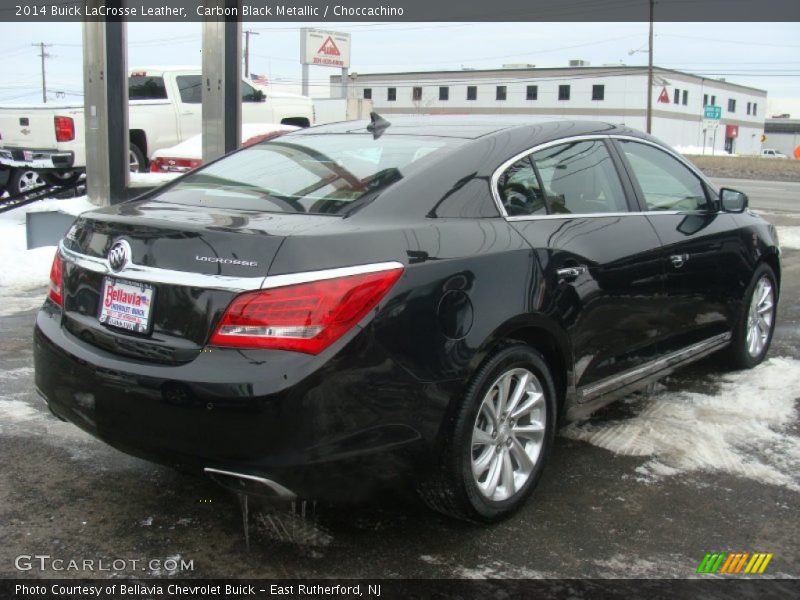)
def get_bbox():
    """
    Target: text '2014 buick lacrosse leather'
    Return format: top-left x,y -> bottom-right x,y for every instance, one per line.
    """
34,116 -> 780,522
